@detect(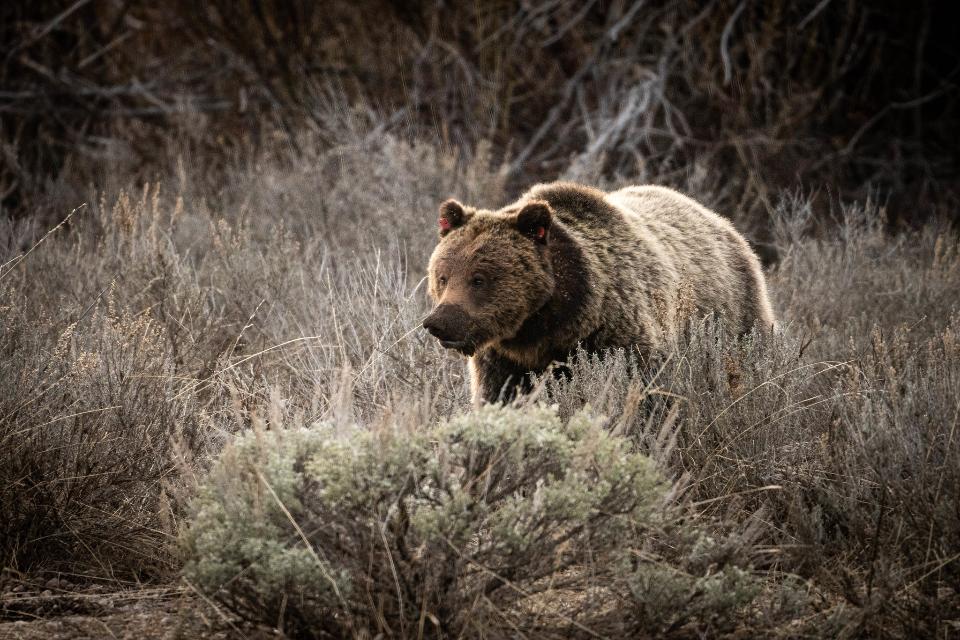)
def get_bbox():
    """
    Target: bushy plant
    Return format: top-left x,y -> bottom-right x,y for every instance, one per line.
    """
183,405 -> 670,637
625,536 -> 759,634
0,294 -> 198,575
